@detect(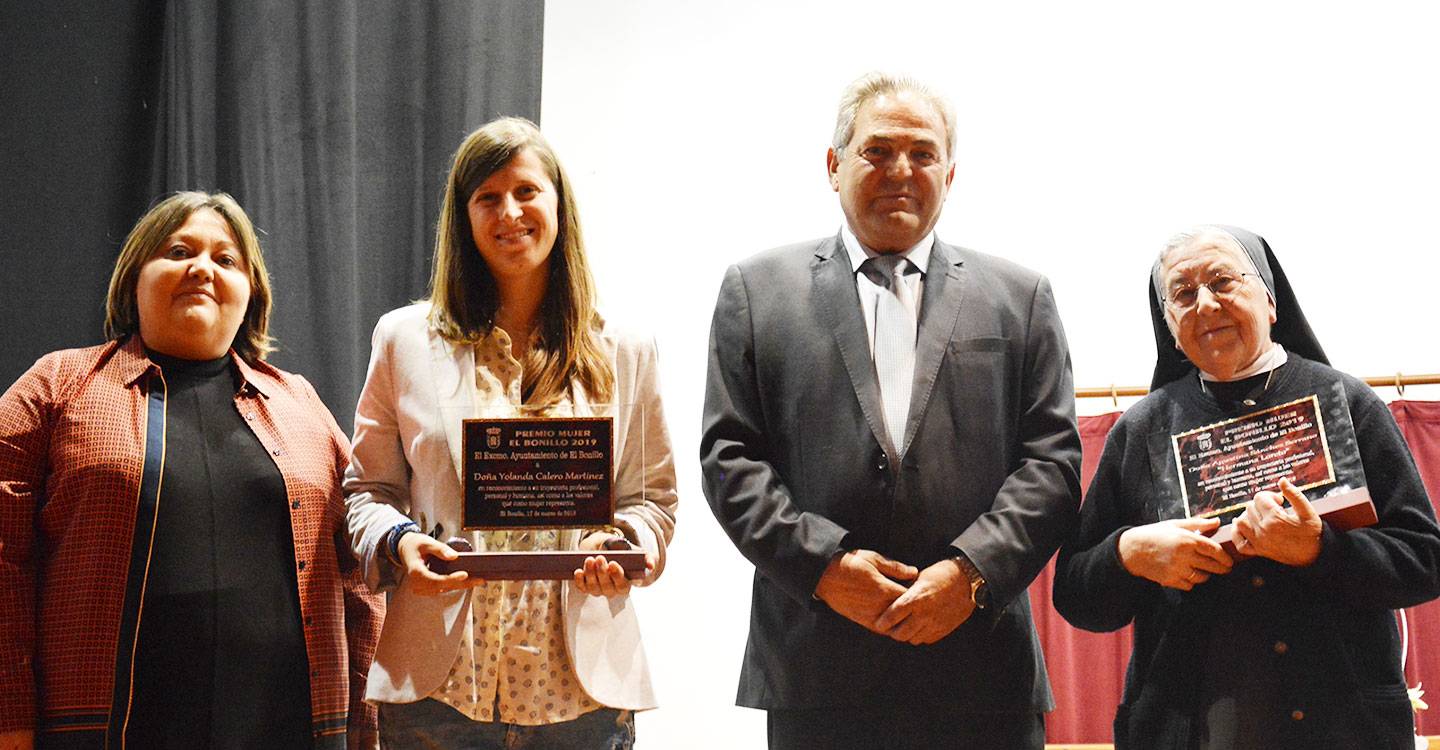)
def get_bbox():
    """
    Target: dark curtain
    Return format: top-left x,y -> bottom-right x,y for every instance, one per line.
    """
1,1 -> 545,428
0,1 -> 166,380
